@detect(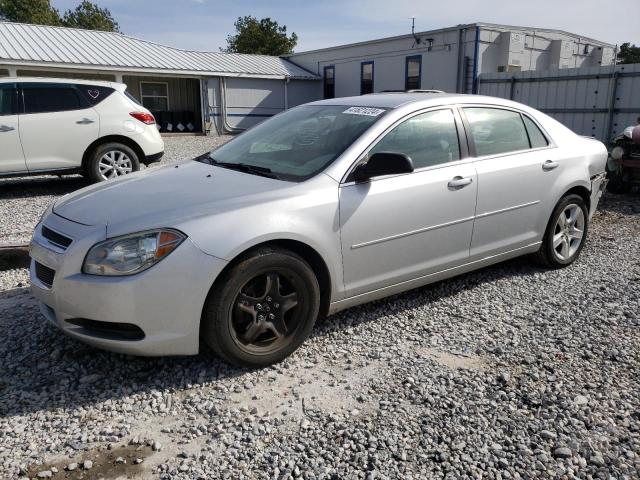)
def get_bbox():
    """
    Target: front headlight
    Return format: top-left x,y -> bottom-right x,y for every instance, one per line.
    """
83,229 -> 185,276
